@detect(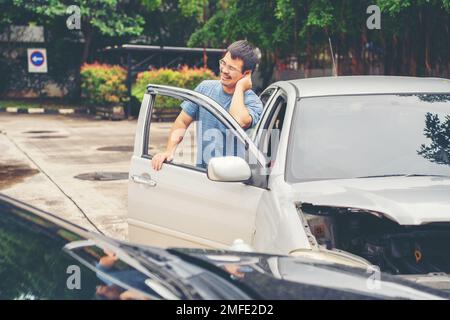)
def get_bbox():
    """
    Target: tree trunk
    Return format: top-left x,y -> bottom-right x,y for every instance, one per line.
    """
402,33 -> 409,75
392,34 -> 401,75
350,33 -> 363,75
305,35 -> 312,78
424,7 -> 432,75
380,33 -> 389,75
336,36 -> 343,76
361,27 -> 368,74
